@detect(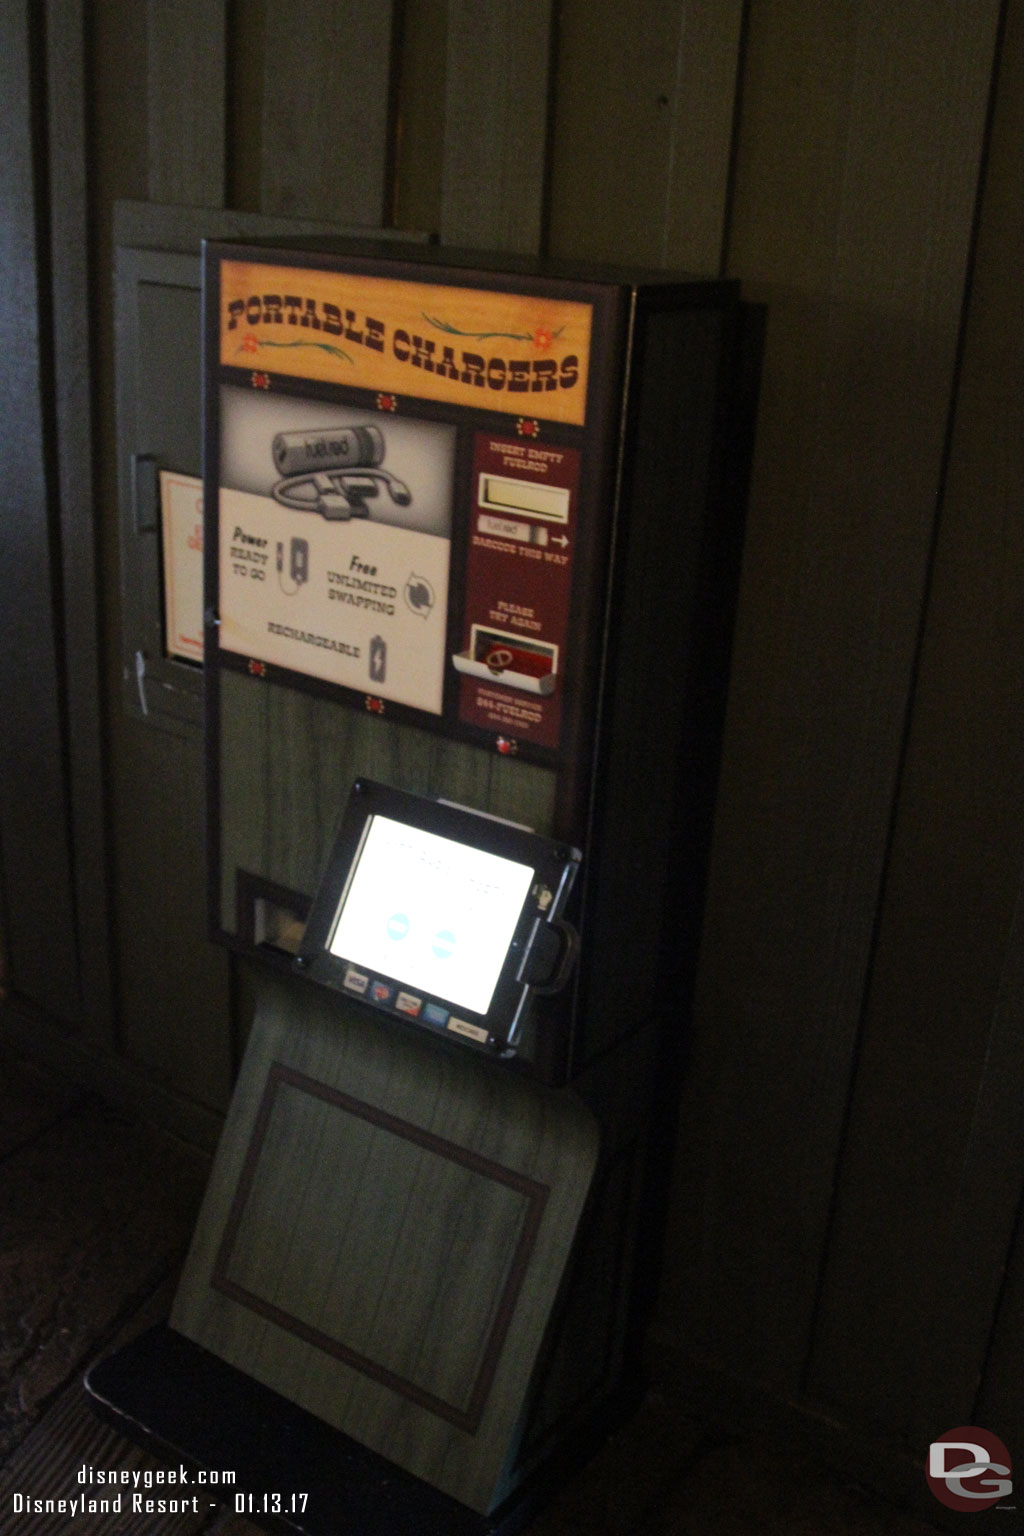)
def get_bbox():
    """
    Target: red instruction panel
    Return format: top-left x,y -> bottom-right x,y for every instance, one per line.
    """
455,433 -> 580,752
